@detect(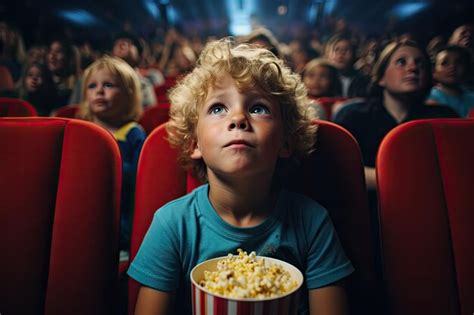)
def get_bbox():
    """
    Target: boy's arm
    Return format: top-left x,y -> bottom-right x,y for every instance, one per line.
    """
134,286 -> 175,315
308,282 -> 349,315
